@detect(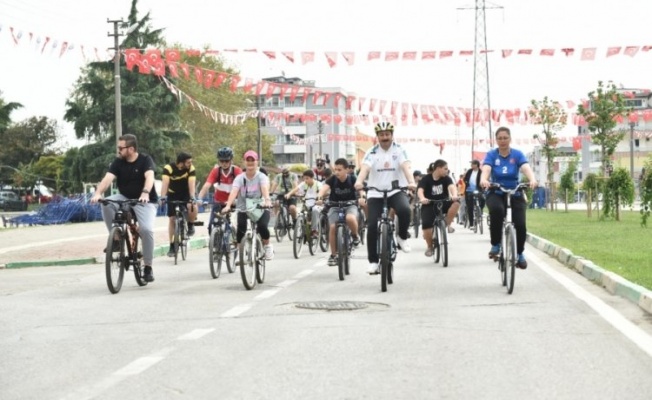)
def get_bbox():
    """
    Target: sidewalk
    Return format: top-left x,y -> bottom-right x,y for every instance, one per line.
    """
0,216 -> 208,267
